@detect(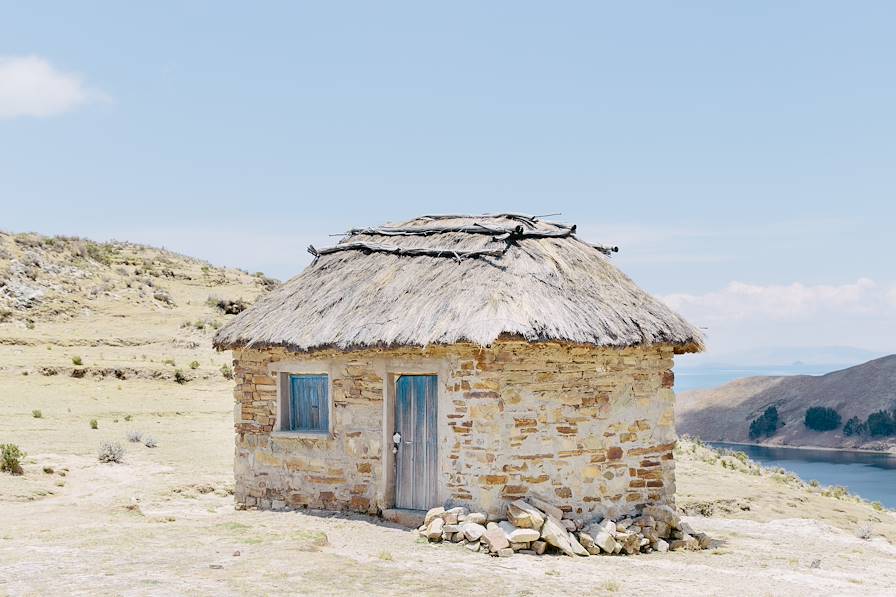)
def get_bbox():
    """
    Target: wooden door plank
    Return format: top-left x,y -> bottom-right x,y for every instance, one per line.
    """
394,374 -> 438,510
424,375 -> 438,508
